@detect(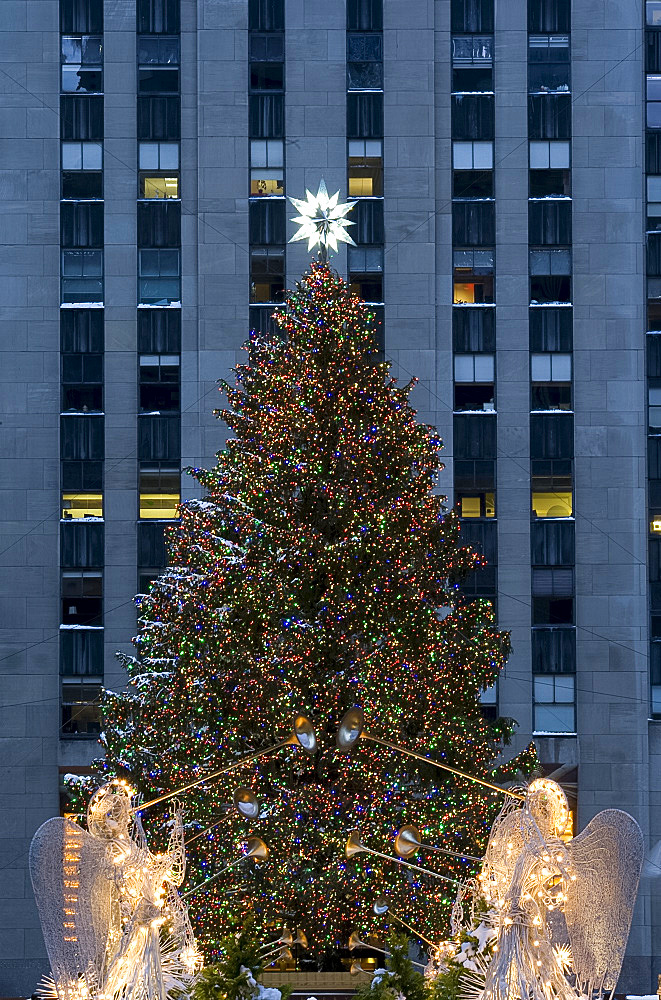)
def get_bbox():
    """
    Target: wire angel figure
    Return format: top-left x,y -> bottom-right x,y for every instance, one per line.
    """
30,779 -> 202,1000
467,777 -> 644,1000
